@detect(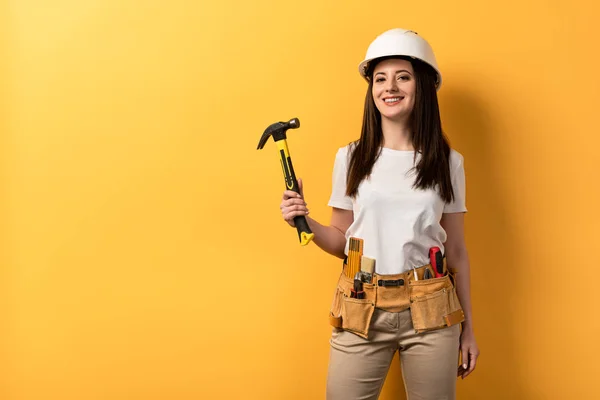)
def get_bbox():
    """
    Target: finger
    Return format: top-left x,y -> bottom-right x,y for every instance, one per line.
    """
283,212 -> 297,226
469,351 -> 478,369
283,210 -> 310,220
291,207 -> 309,215
284,210 -> 309,221
459,350 -> 469,379
461,351 -> 477,379
283,190 -> 303,200
298,178 -> 304,197
282,199 -> 307,208
464,352 -> 478,377
461,347 -> 468,371
281,202 -> 308,213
